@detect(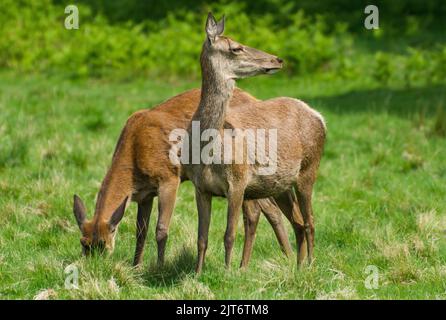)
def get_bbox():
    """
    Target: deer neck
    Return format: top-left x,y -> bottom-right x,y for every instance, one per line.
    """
194,59 -> 235,131
92,153 -> 133,224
